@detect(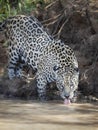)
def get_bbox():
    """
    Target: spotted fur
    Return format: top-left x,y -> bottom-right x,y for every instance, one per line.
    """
0,15 -> 79,101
